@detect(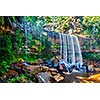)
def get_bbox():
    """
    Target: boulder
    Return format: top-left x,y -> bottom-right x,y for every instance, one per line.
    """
53,74 -> 64,82
6,70 -> 19,78
29,66 -> 42,74
37,72 -> 50,83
